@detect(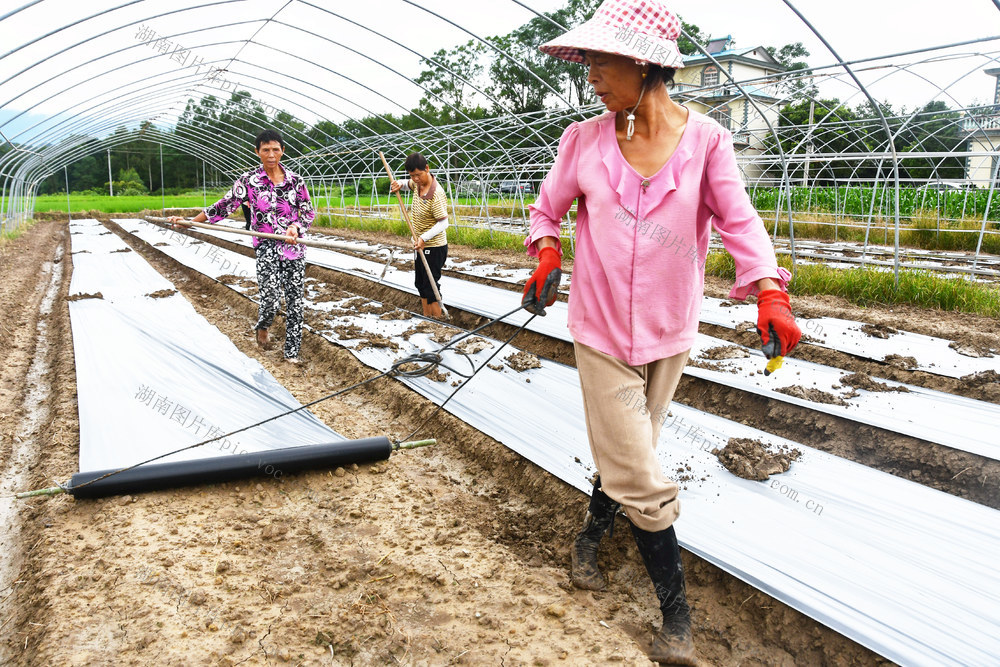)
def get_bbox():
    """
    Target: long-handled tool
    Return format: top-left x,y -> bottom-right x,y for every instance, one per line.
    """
146,217 -> 395,280
377,151 -> 450,319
